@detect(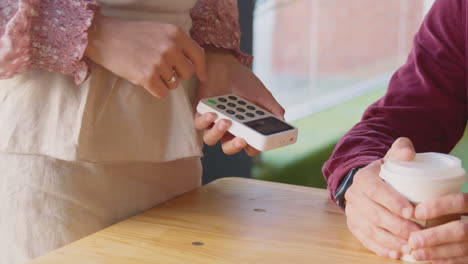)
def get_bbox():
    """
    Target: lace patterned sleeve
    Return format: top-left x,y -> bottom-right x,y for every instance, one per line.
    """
190,0 -> 253,68
0,0 -> 99,84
